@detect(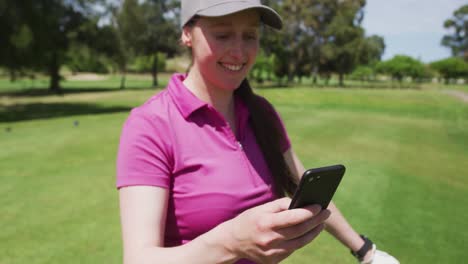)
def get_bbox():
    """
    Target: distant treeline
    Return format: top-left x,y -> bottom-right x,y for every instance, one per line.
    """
1,1 -> 467,92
